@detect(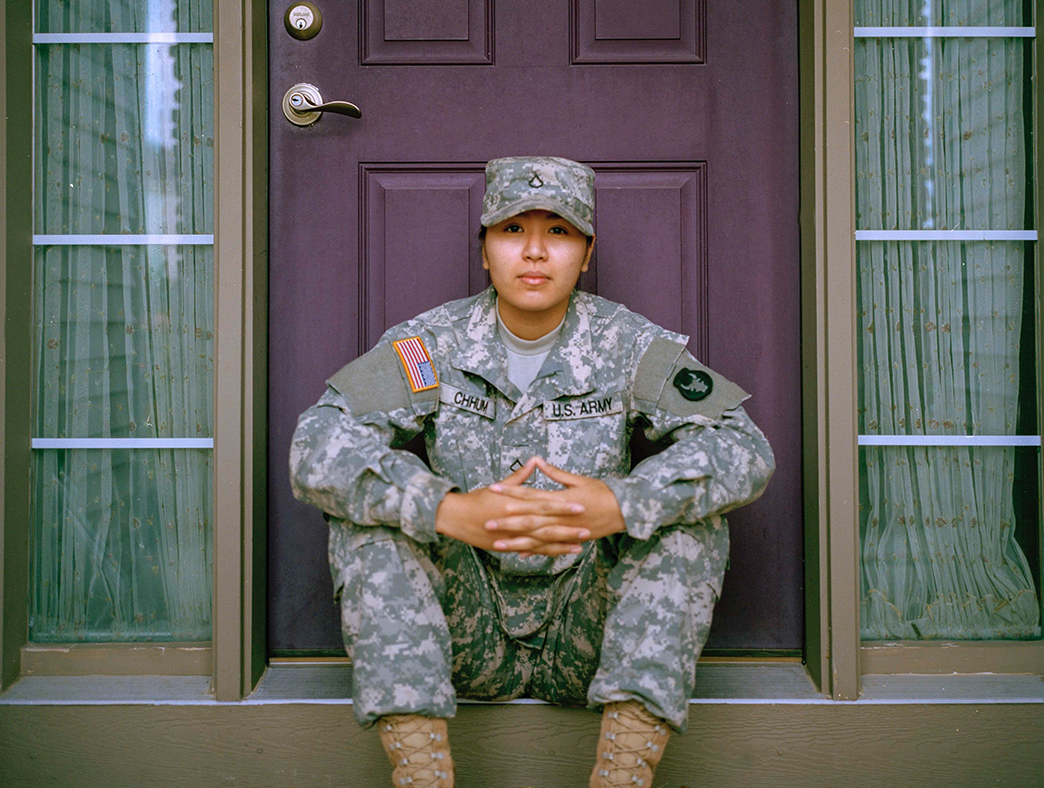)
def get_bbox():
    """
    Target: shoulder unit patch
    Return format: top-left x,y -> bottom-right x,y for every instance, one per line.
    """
392,336 -> 439,393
